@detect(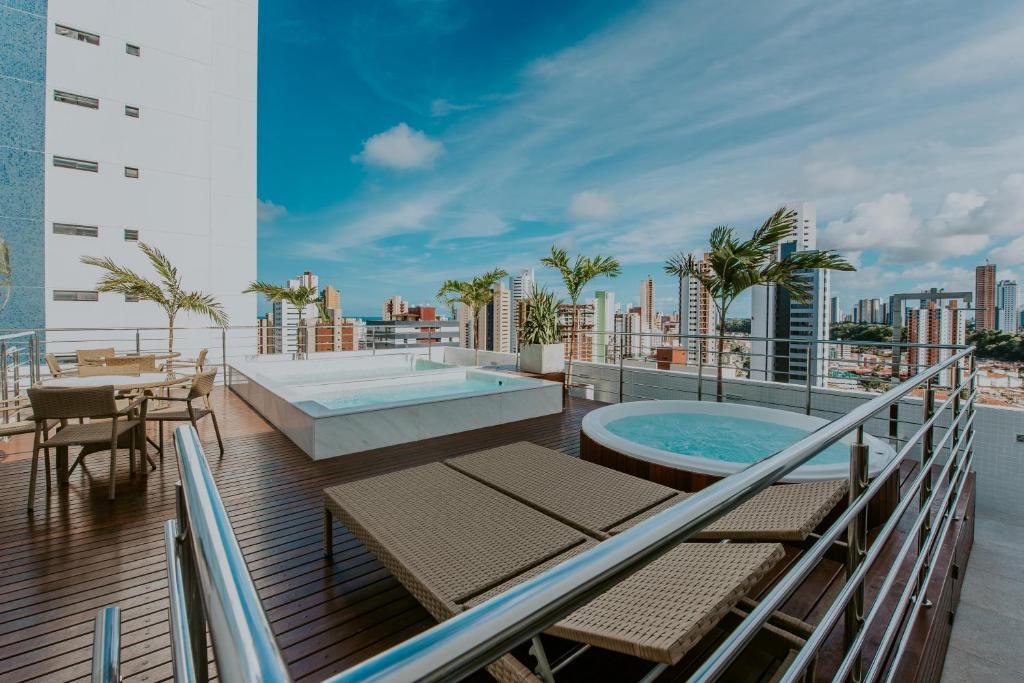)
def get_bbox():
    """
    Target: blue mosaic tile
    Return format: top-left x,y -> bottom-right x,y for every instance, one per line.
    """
0,285 -> 45,331
0,77 -> 44,152
0,147 -> 44,220
0,1 -> 47,18
0,6 -> 46,83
